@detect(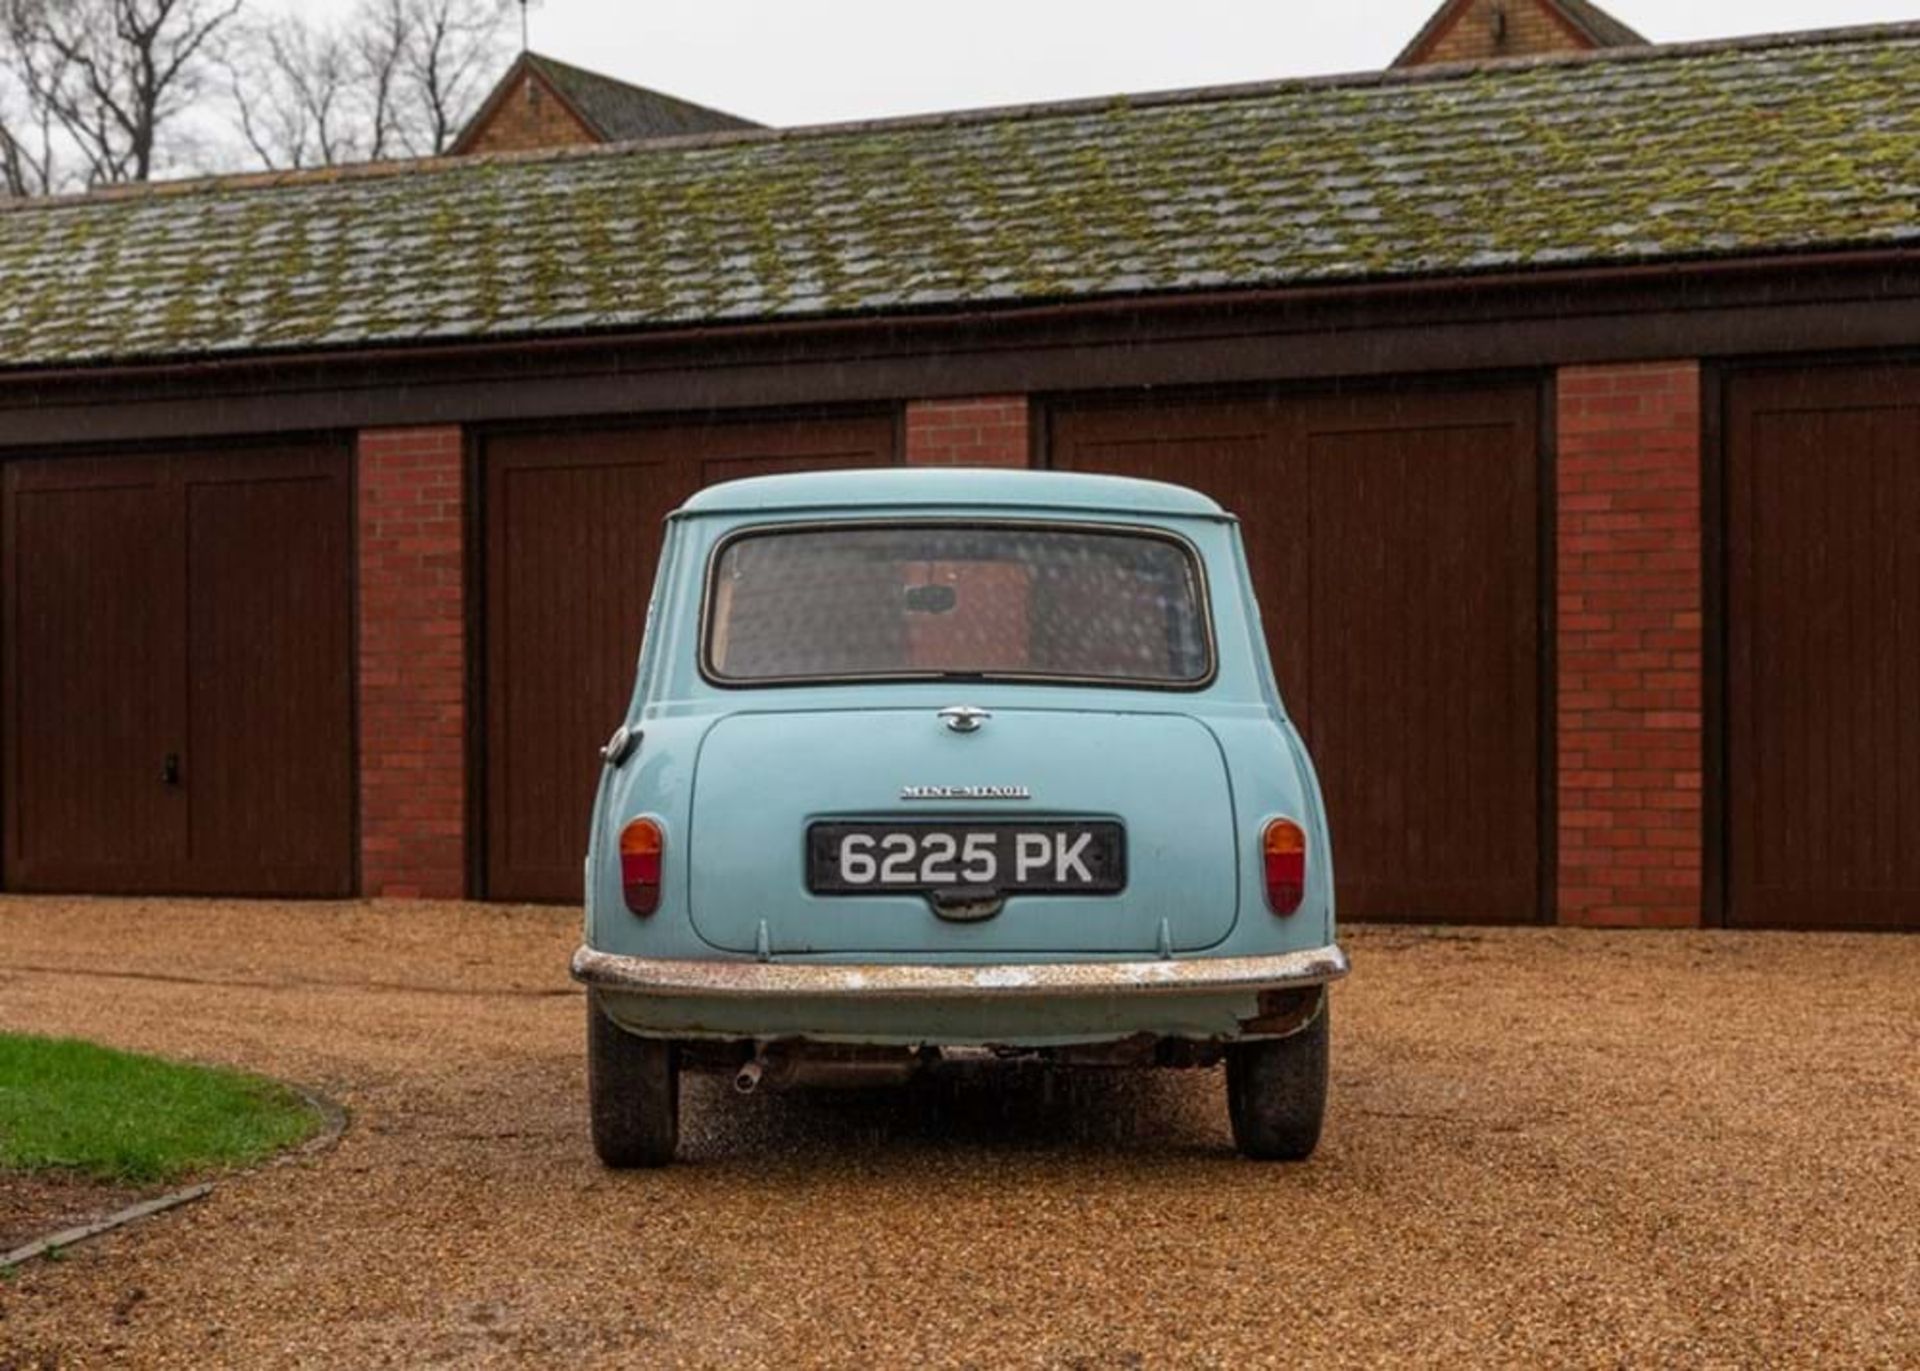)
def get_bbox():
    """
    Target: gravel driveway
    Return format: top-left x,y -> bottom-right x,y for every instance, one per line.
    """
1,897 -> 1914,1367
